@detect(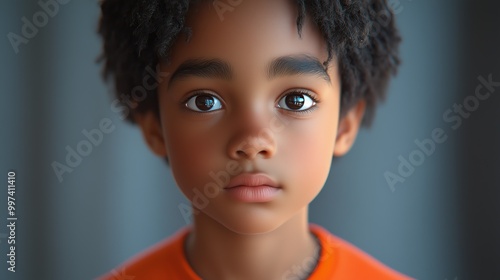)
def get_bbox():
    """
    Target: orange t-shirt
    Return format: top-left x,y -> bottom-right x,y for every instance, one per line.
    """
99,224 -> 412,280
